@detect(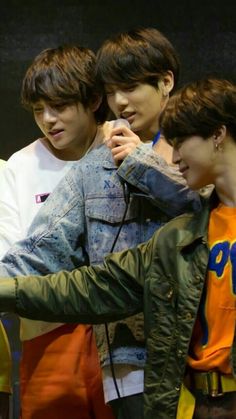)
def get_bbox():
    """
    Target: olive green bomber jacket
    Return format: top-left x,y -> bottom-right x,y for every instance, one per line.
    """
3,195 -> 236,418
